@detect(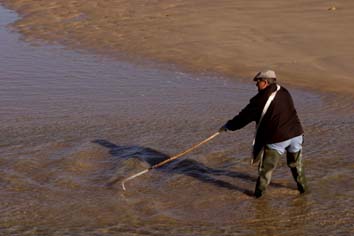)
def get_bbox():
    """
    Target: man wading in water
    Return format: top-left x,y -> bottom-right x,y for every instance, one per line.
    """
219,70 -> 308,198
